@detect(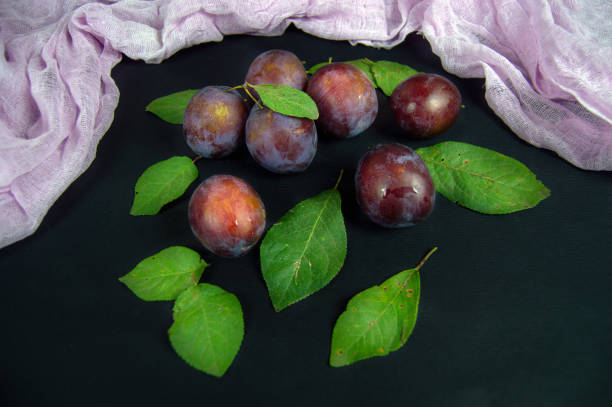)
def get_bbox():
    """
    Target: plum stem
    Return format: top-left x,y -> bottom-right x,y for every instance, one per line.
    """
192,155 -> 202,164
333,169 -> 344,190
415,247 -> 438,271
242,83 -> 264,109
